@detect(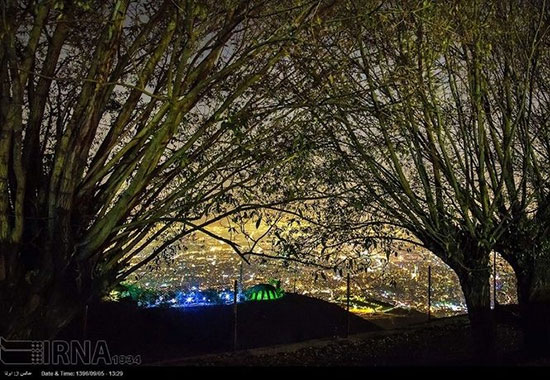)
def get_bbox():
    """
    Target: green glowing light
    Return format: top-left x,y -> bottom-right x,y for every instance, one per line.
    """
245,283 -> 284,301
